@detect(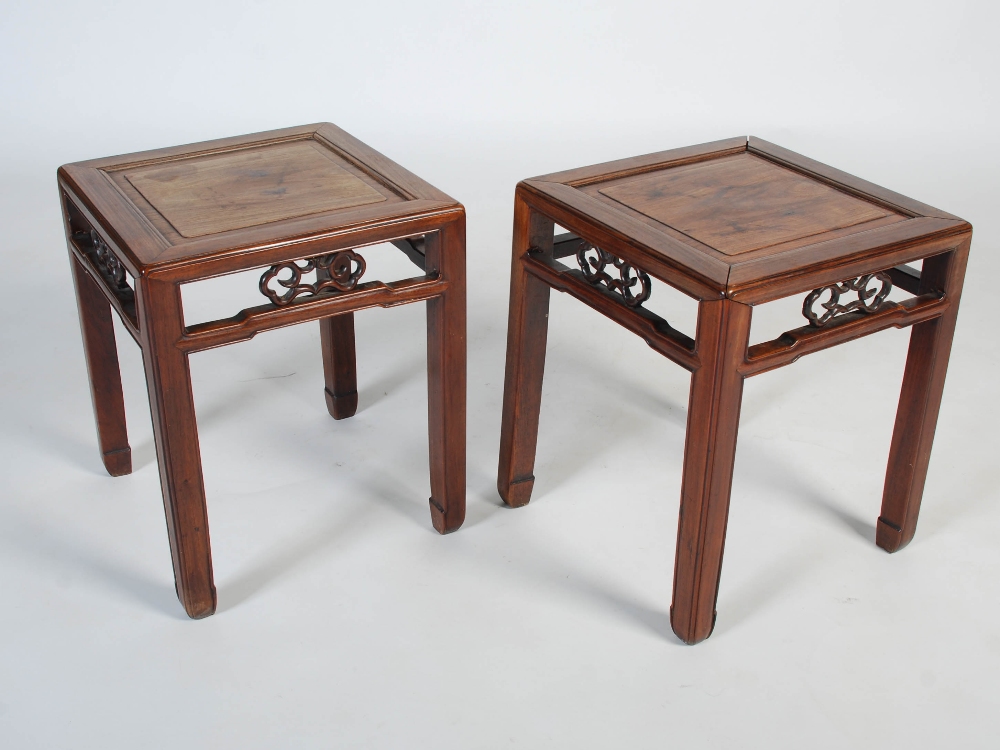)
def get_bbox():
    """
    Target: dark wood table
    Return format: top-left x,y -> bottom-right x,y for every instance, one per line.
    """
497,137 -> 972,644
60,123 -> 467,618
